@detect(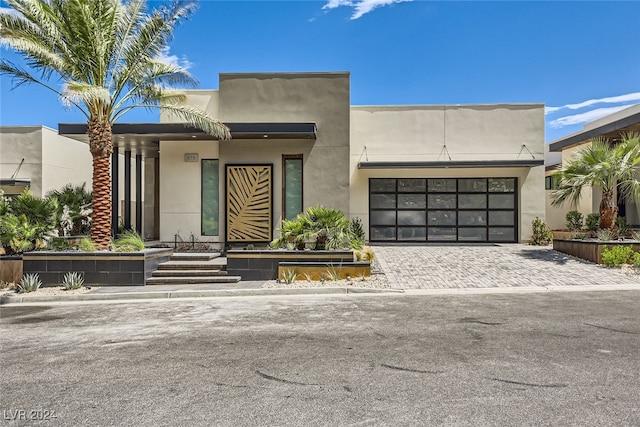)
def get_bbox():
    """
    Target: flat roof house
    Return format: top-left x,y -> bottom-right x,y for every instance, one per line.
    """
57,72 -> 545,245
547,104 -> 640,228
